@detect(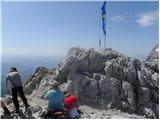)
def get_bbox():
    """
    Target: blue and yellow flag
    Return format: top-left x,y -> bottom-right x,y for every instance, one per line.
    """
101,1 -> 106,35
